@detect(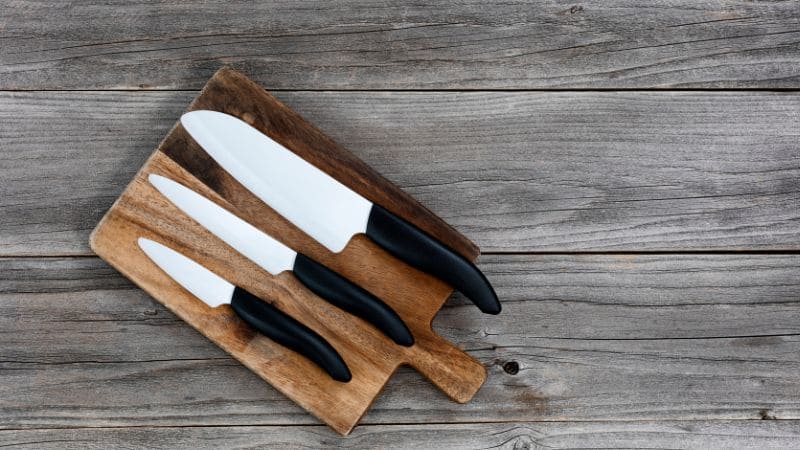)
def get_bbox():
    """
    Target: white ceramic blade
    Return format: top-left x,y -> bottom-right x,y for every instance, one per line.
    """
149,174 -> 297,275
181,110 -> 373,253
137,238 -> 234,308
